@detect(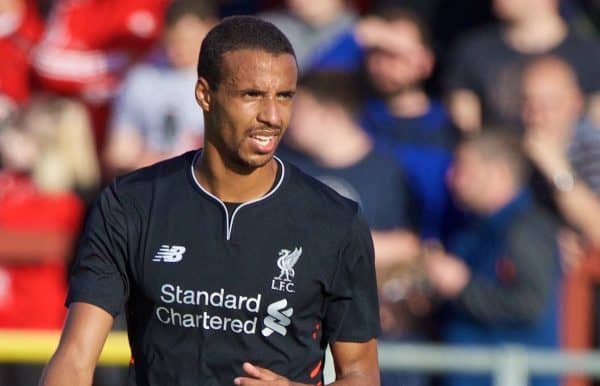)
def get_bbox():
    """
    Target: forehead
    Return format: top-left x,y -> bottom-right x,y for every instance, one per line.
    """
219,49 -> 298,90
